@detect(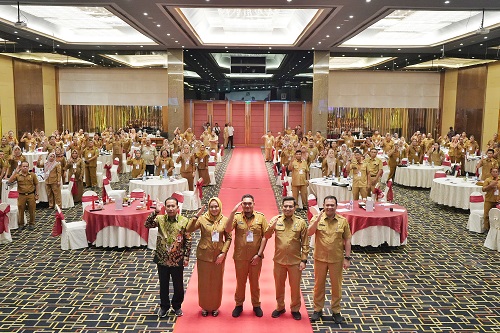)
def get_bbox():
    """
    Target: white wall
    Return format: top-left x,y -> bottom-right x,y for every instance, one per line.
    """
329,71 -> 440,108
58,68 -> 168,105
